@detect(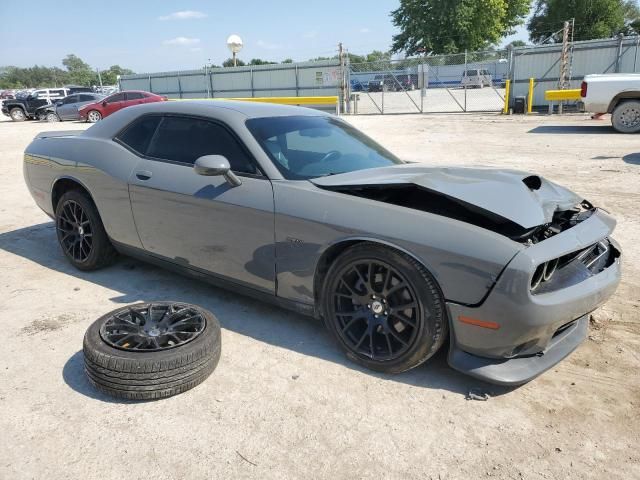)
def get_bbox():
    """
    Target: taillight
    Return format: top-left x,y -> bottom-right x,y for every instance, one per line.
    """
580,81 -> 588,97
